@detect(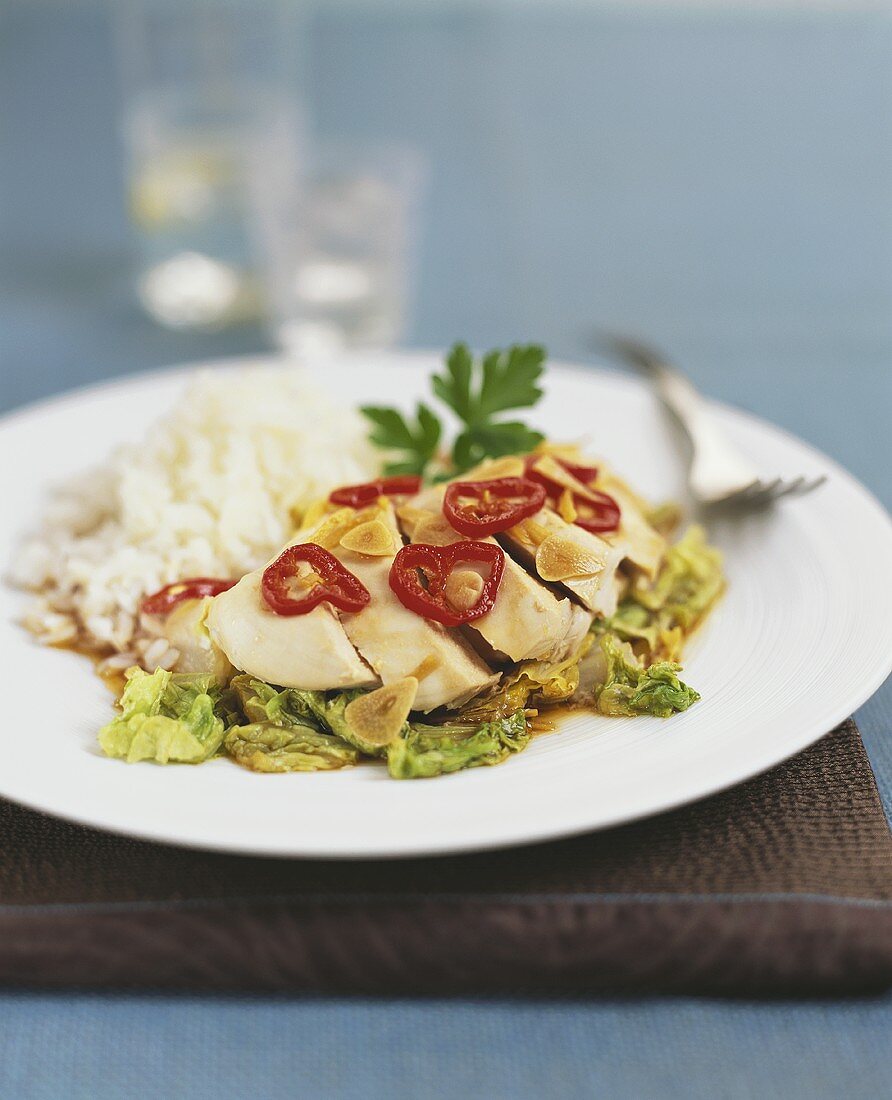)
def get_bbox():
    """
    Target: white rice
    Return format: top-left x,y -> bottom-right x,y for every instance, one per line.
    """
11,366 -> 379,662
